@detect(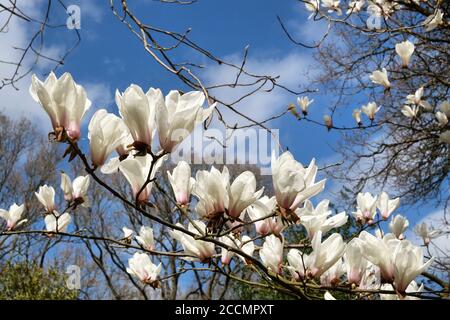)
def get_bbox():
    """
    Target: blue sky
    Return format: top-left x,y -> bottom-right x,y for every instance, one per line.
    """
0,0 -> 447,251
